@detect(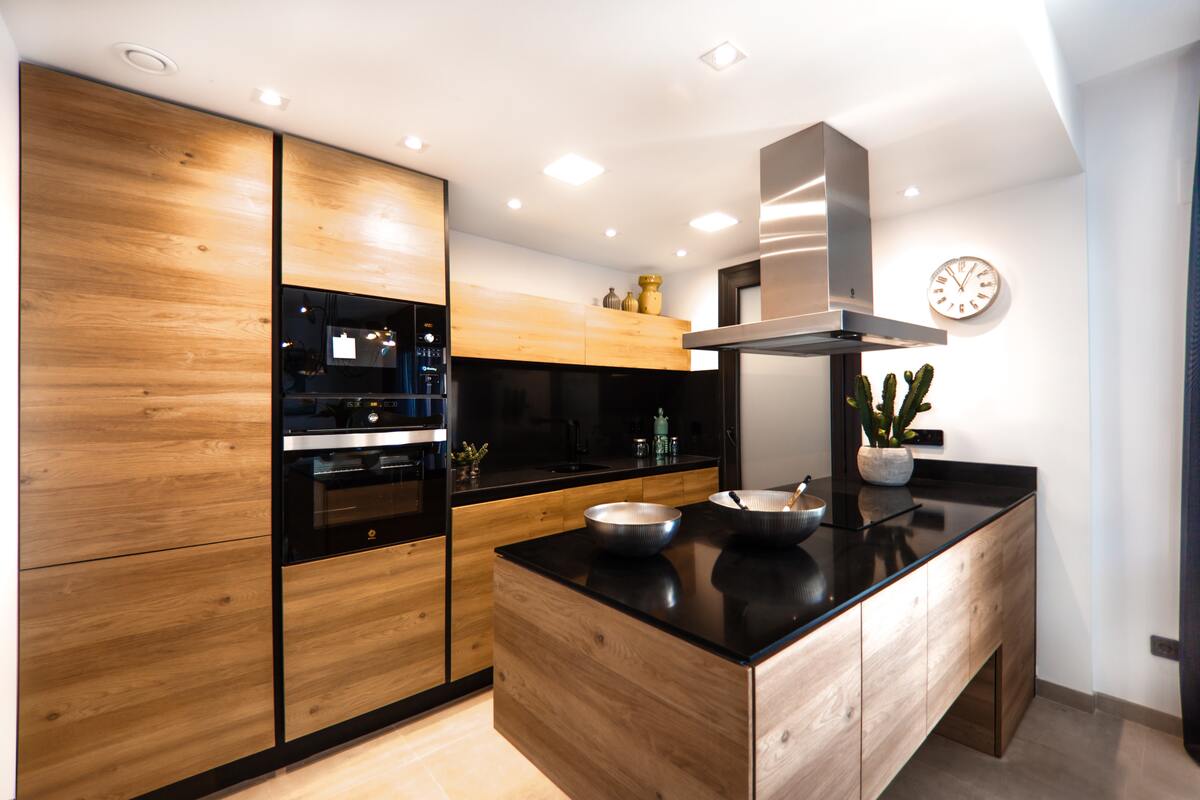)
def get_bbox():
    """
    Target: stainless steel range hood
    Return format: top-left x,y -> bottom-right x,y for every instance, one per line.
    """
683,123 -> 946,356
